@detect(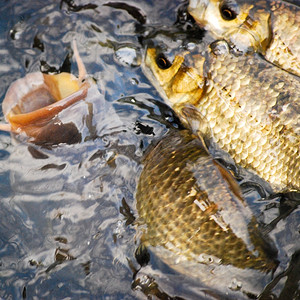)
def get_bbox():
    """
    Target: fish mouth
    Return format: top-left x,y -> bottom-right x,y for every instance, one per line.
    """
226,24 -> 260,53
6,84 -> 89,132
0,40 -> 90,138
219,5 -> 271,55
226,16 -> 271,54
4,73 -> 89,122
